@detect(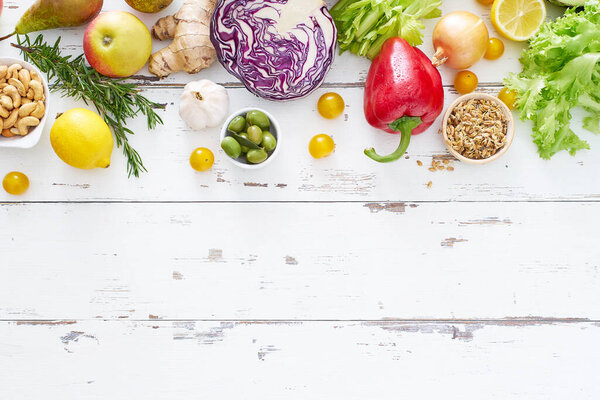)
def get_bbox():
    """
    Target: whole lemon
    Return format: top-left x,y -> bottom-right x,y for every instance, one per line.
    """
125,0 -> 174,13
50,108 -> 113,170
